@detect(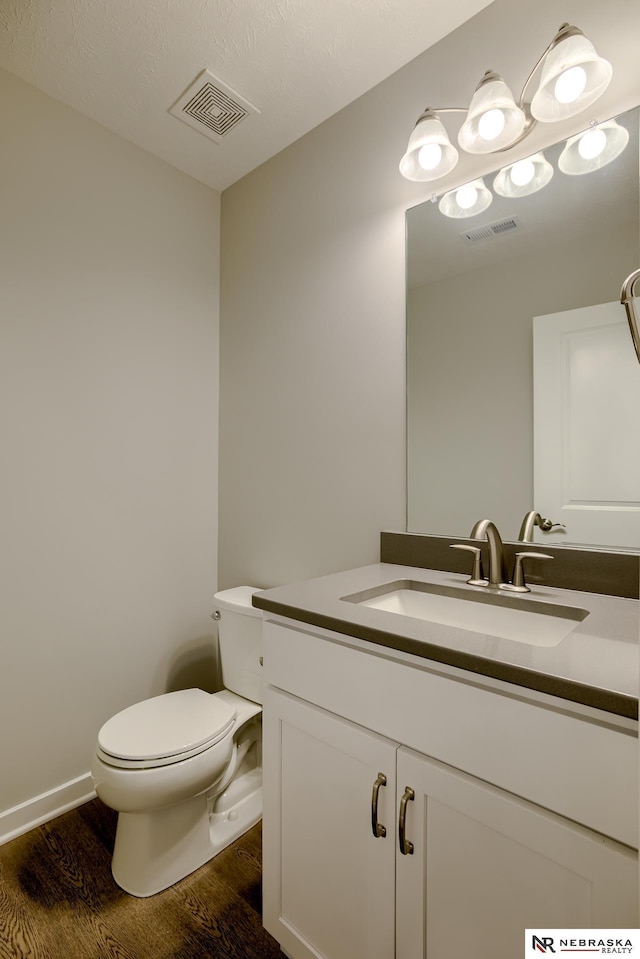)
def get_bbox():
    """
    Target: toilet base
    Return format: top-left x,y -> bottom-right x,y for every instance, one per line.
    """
209,779 -> 262,858
111,779 -> 262,898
